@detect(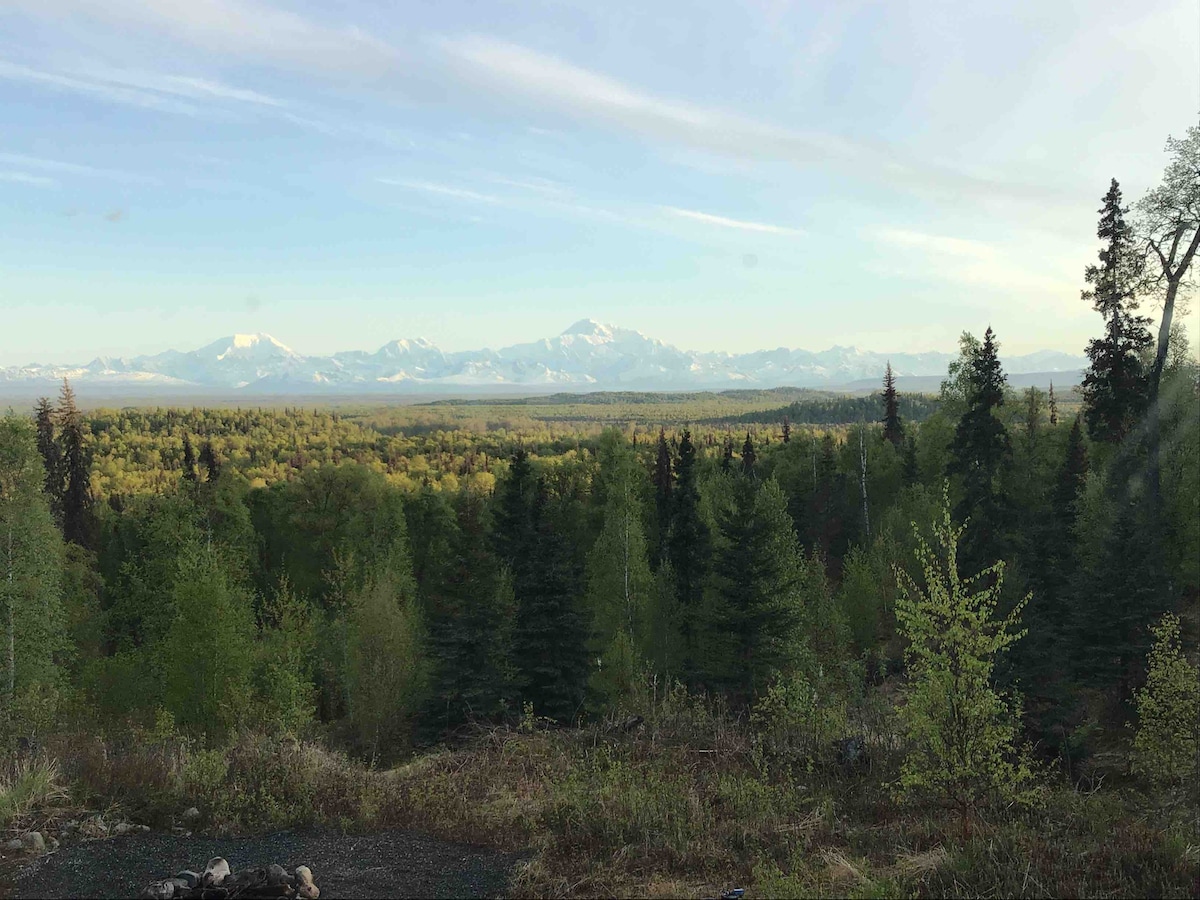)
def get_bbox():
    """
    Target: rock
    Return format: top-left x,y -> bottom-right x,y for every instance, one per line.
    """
267,864 -> 291,885
202,856 -> 231,887
137,824 -> 151,833
175,871 -> 200,889
139,880 -> 175,900
21,831 -> 46,853
182,806 -> 201,823
295,865 -> 319,899
4,838 -> 24,852
80,815 -> 108,839
114,822 -> 132,835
